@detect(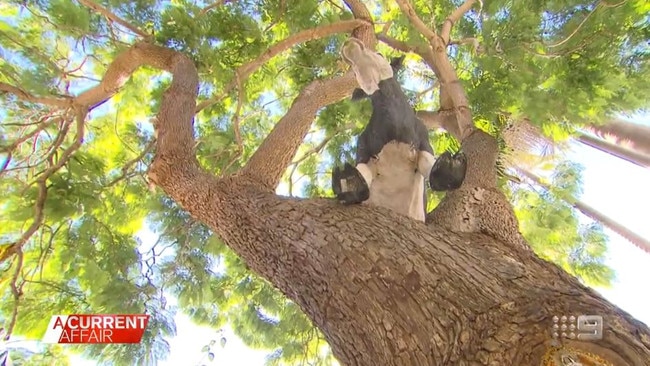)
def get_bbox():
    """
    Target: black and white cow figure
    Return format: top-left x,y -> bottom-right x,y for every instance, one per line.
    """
331,38 -> 468,222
